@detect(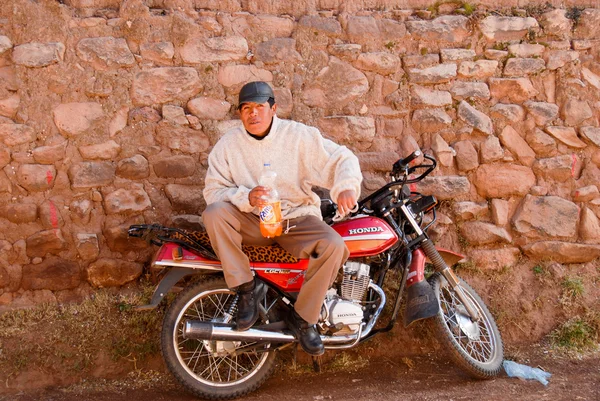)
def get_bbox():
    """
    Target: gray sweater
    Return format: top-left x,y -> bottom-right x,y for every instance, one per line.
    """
203,115 -> 363,220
